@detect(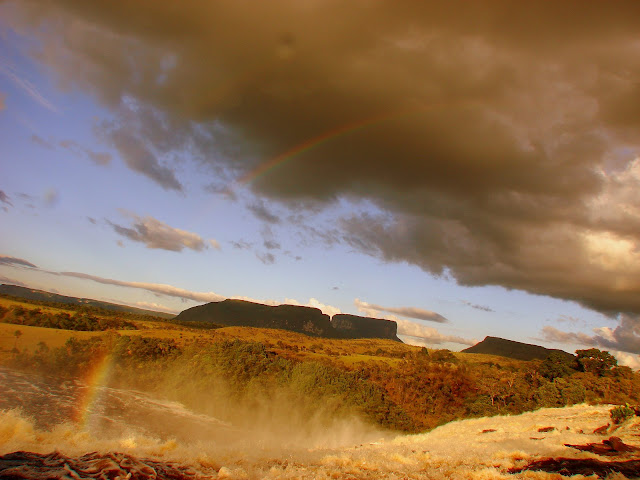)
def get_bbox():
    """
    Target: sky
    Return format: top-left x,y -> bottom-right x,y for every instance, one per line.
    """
1,1 -> 640,368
